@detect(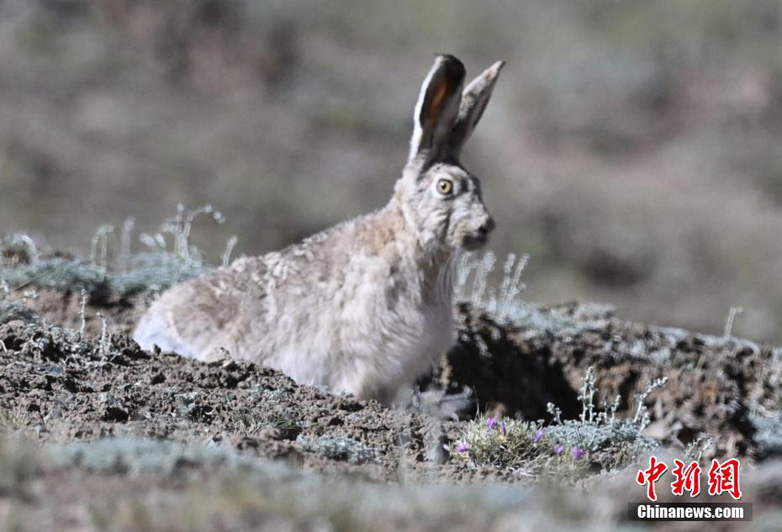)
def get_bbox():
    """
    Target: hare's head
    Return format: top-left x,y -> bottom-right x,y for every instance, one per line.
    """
395,55 -> 504,252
